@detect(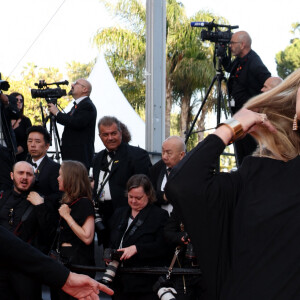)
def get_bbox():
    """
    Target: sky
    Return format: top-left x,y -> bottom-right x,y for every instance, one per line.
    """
1,0 -> 299,81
